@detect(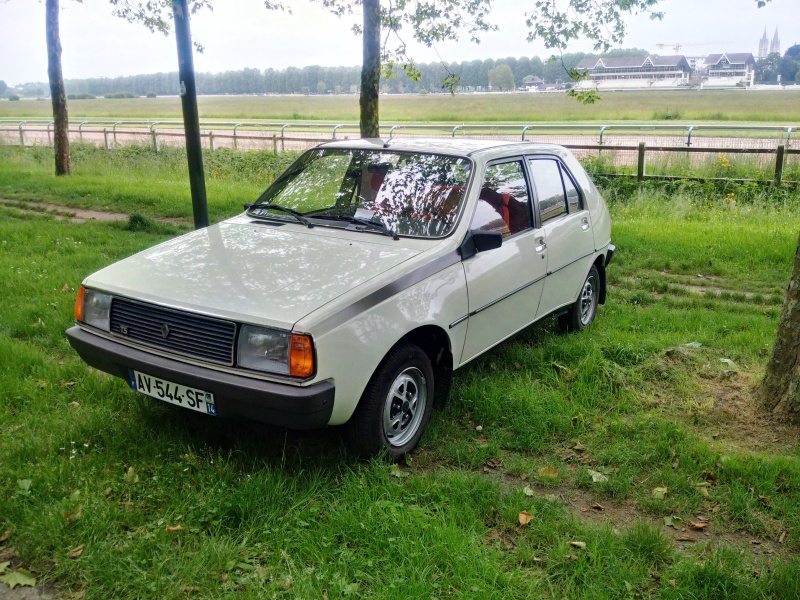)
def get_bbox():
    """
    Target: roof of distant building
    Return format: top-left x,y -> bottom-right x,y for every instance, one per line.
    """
705,53 -> 755,66
576,55 -> 690,70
